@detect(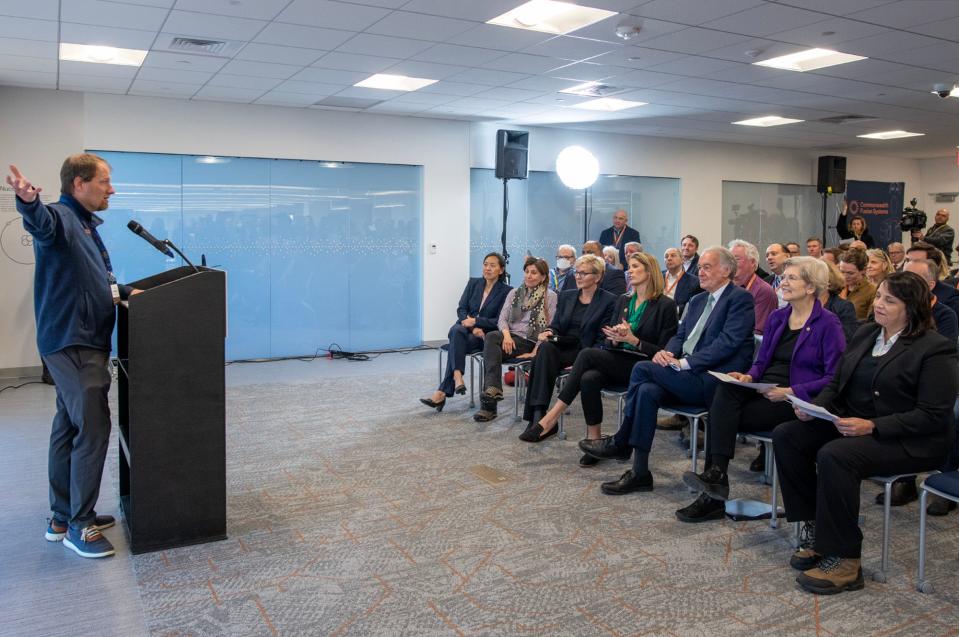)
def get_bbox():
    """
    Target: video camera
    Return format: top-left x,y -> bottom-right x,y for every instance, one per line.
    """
900,197 -> 927,232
